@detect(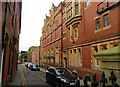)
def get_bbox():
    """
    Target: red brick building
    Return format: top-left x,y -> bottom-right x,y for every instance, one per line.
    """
63,1 -> 120,81
40,0 -> 120,82
32,47 -> 40,65
1,2 -> 22,86
40,2 -> 65,68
